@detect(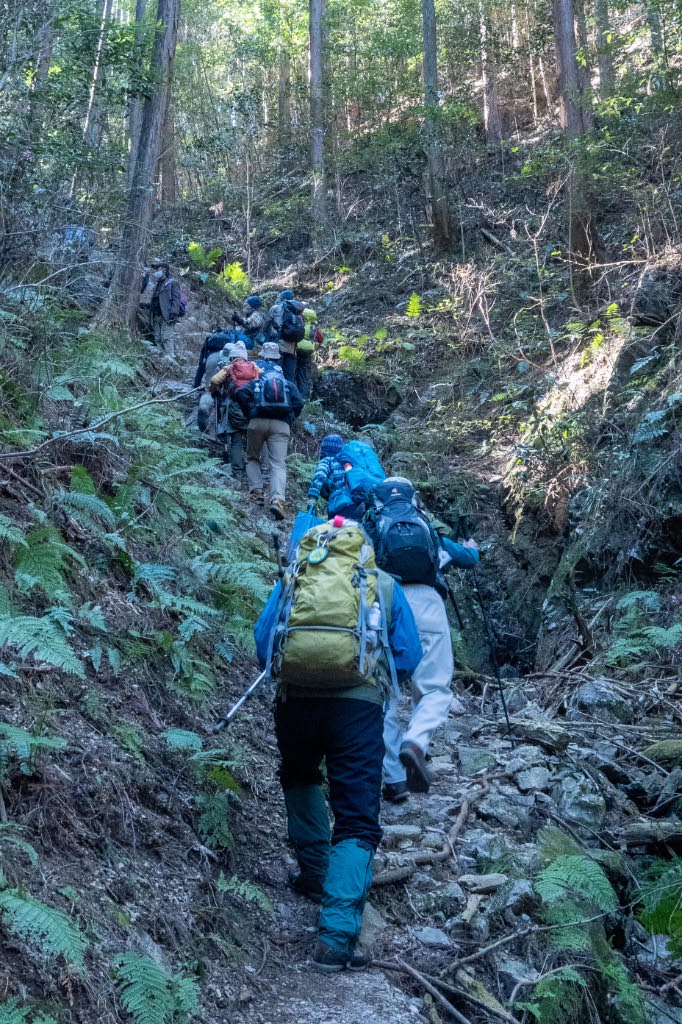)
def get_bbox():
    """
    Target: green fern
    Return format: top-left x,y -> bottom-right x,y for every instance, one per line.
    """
638,858 -> 682,957
0,999 -> 58,1024
114,952 -> 200,1024
0,613 -> 85,677
0,514 -> 27,549
616,590 -> 661,613
519,967 -> 587,1024
536,855 -> 618,913
131,562 -> 177,592
160,730 -> 203,753
216,872 -> 273,914
0,888 -> 87,971
0,824 -> 39,866
56,489 -> 116,532
633,408 -> 668,444
0,723 -> 67,778
406,292 -> 422,317
13,527 -> 85,600
197,792 -> 234,852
